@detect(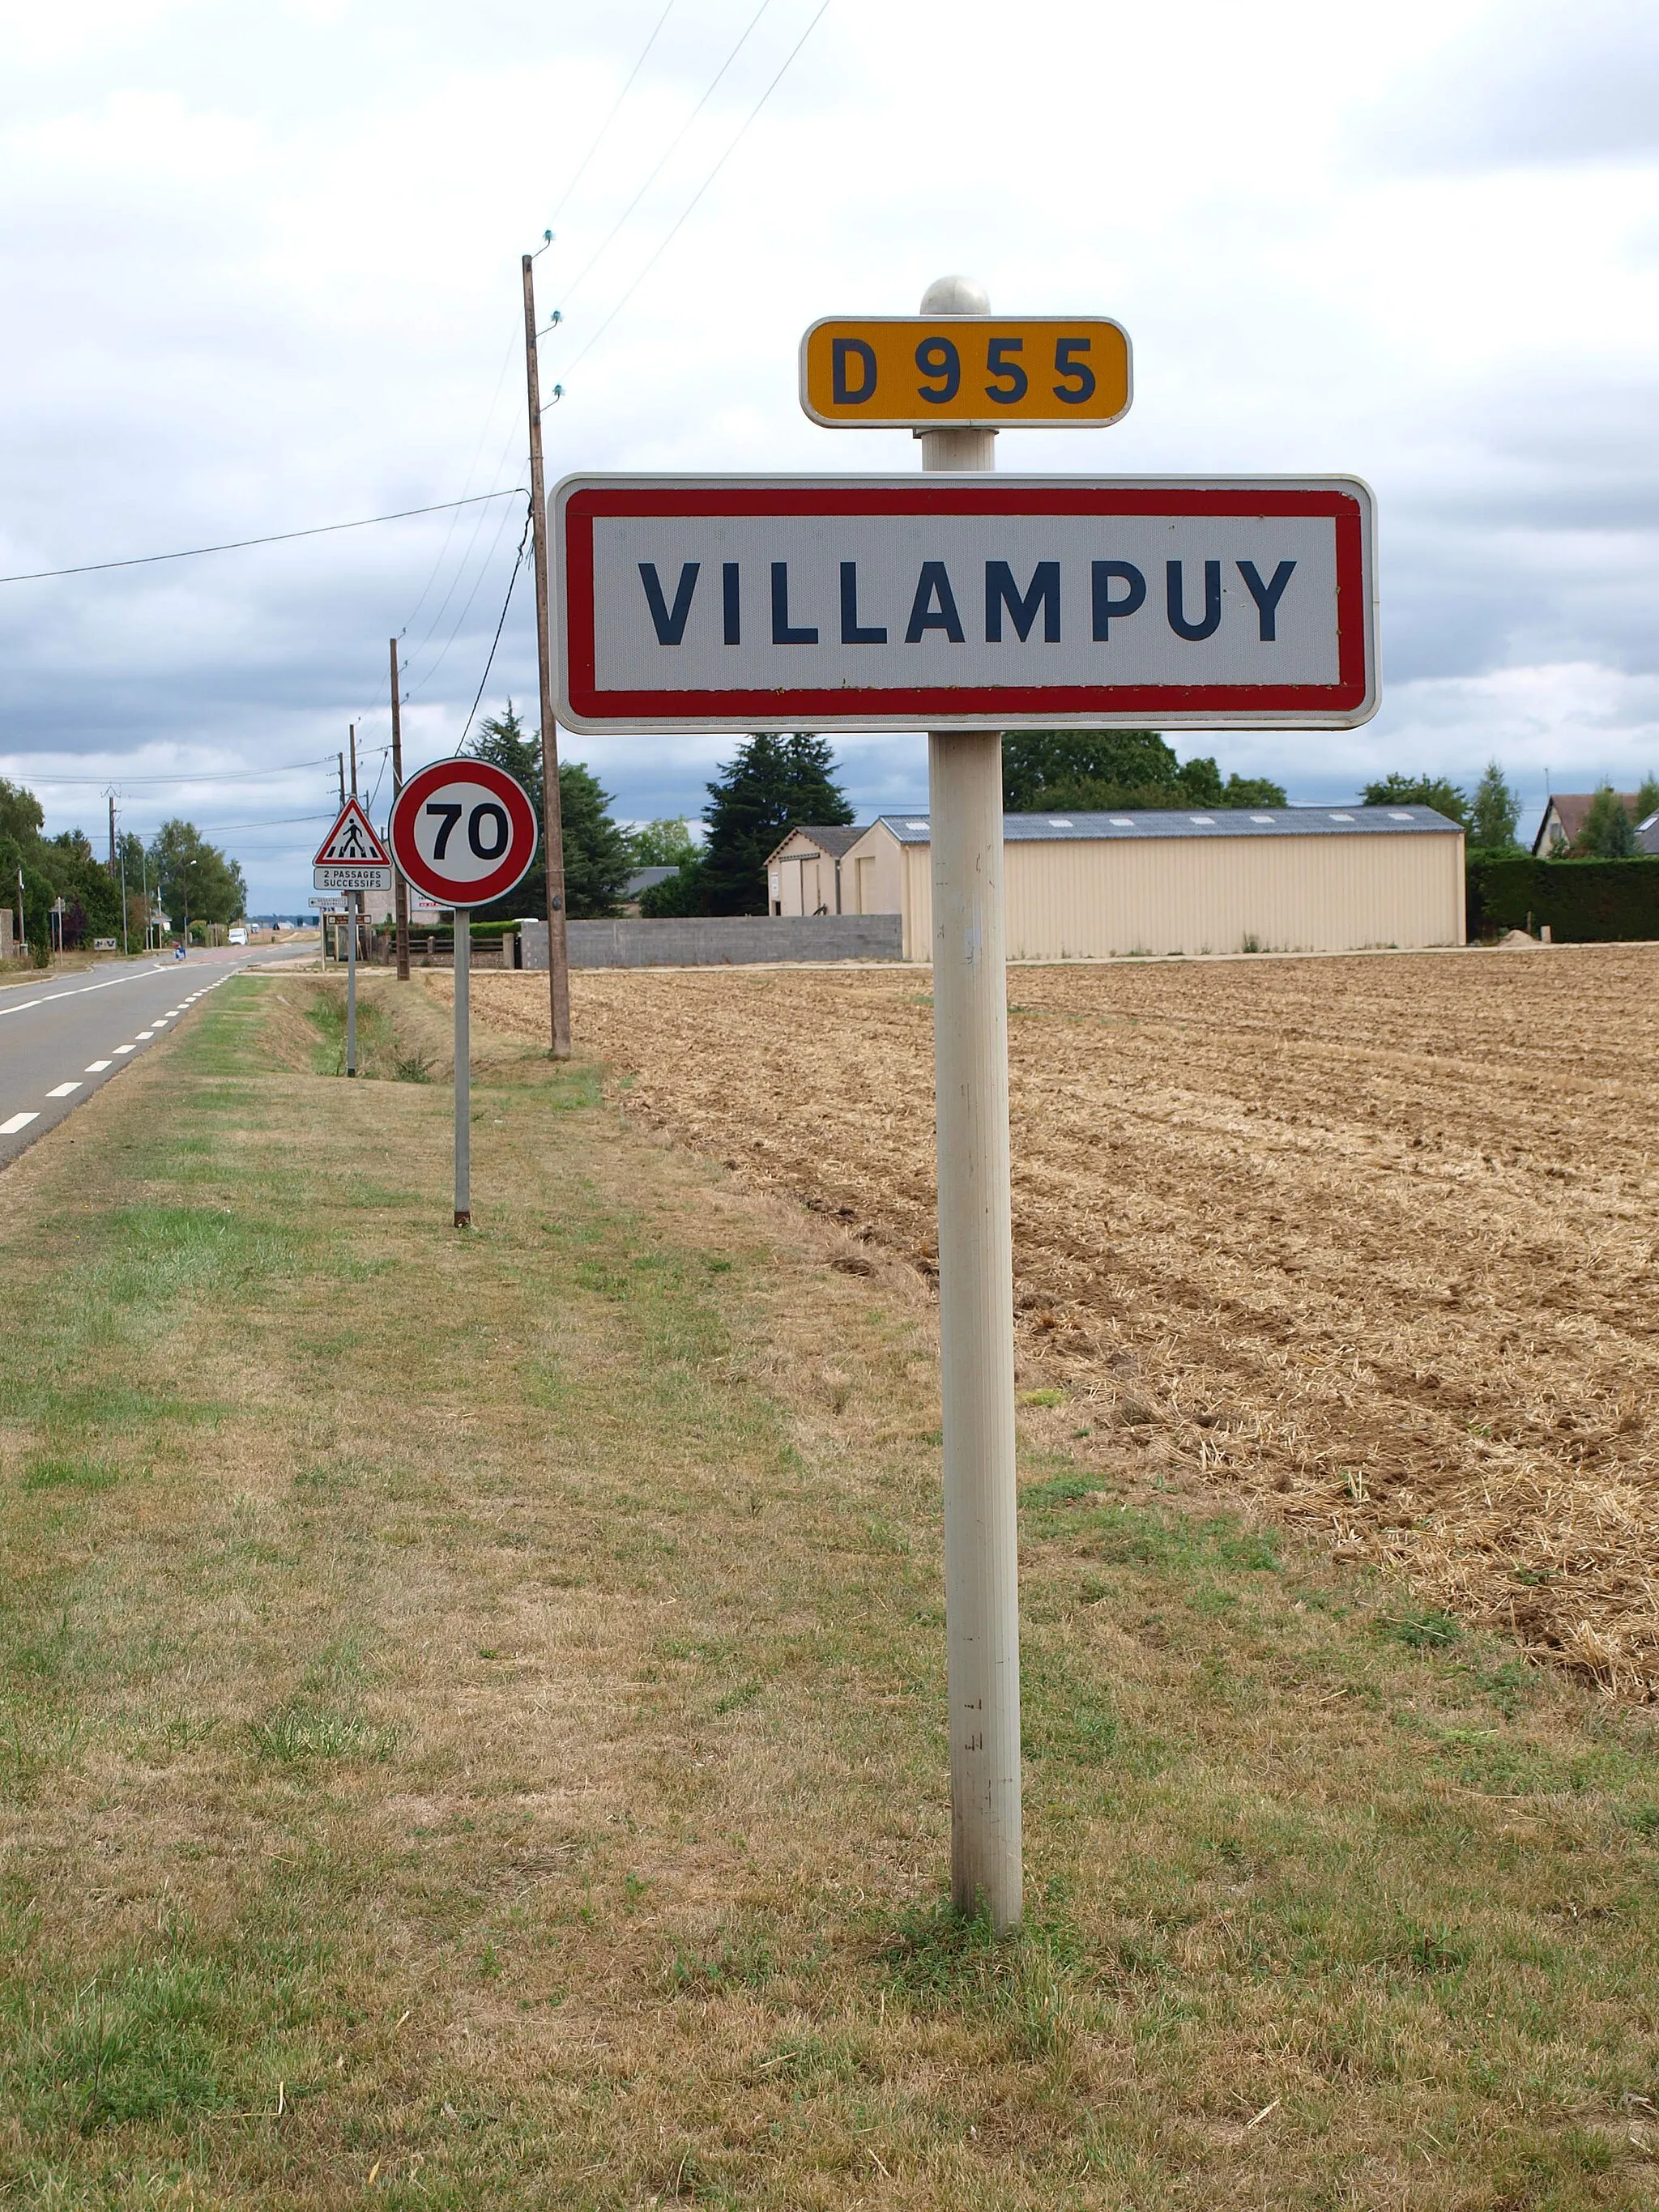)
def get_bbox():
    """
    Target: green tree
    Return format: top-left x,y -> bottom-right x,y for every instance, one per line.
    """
1219,773 -> 1289,807
1576,786 -> 1636,858
1002,730 -> 1181,809
639,858 -> 710,918
699,733 -> 853,916
1000,731 -> 1285,812
1636,774 -> 1659,823
1468,762 -> 1521,851
150,820 -> 247,930
466,703 -> 633,919
1359,773 -> 1470,830
629,818 -> 701,867
558,762 -> 635,918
